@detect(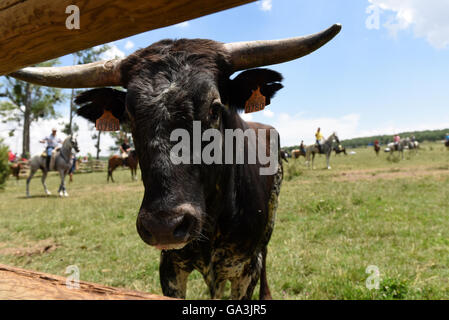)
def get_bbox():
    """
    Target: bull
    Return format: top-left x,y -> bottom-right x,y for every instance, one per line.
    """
10,24 -> 341,299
